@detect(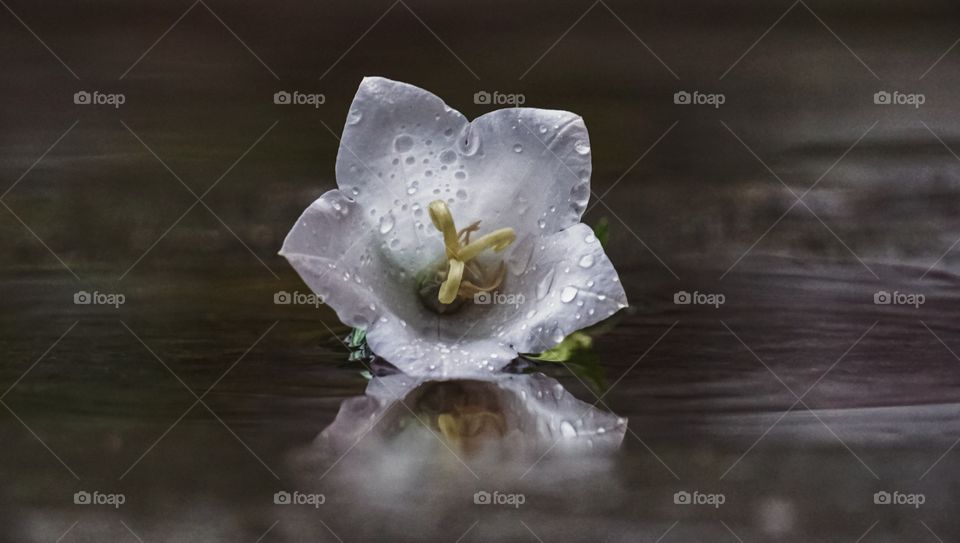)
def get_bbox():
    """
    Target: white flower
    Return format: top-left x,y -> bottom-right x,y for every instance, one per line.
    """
280,77 -> 628,377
